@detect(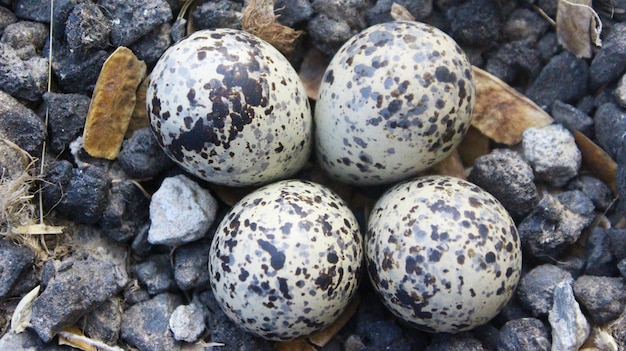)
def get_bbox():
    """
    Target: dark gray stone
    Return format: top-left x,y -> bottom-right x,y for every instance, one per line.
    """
536,31 -> 560,62
40,92 -> 90,155
0,90 -> 46,155
484,39 -> 542,84
275,0 -> 314,27
98,0 -> 173,47
129,23 -> 172,67
446,0 -> 502,47
174,237 -> 211,291
585,228 -> 619,277
425,332 -> 486,351
99,180 -> 150,242
496,318 -> 551,351
41,159 -> 74,212
468,148 -> 538,220
576,95 -> 596,115
618,258 -> 626,278
573,275 -> 626,325
0,6 -> 17,33
31,252 -> 129,342
1,20 -> 49,59
517,264 -> 573,318
555,190 -> 595,217
0,240 -> 35,300
518,193 -> 592,261
365,0 -> 433,25
590,22 -> 626,90
594,102 -> 626,160
0,42 -> 48,101
0,329 -> 60,350
65,2 -> 111,54
52,0 -> 78,40
191,0 -> 243,30
537,0 -> 557,17
131,224 -> 154,257
363,319 -> 403,348
14,0 -> 51,22
312,0 -> 368,30
82,297 -> 123,345
526,51 -> 589,109
121,293 -> 183,351
607,228 -> 626,262
502,8 -> 549,41
118,127 -> 174,179
551,101 -> 594,137
134,254 -> 177,295
307,14 -> 353,57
